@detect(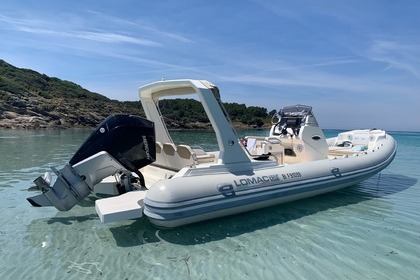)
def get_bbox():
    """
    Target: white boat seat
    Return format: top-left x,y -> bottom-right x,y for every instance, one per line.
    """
177,145 -> 216,166
177,145 -> 196,167
156,141 -> 162,152
154,141 -> 168,166
191,146 -> 216,163
162,143 -> 181,169
152,143 -> 216,171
